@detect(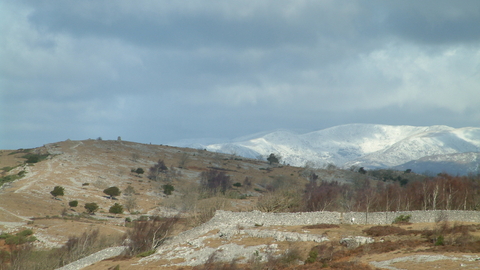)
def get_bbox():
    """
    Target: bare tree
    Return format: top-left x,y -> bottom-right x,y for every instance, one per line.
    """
124,216 -> 179,256
200,169 -> 231,195
124,196 -> 137,213
148,159 -> 168,181
178,153 -> 190,168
